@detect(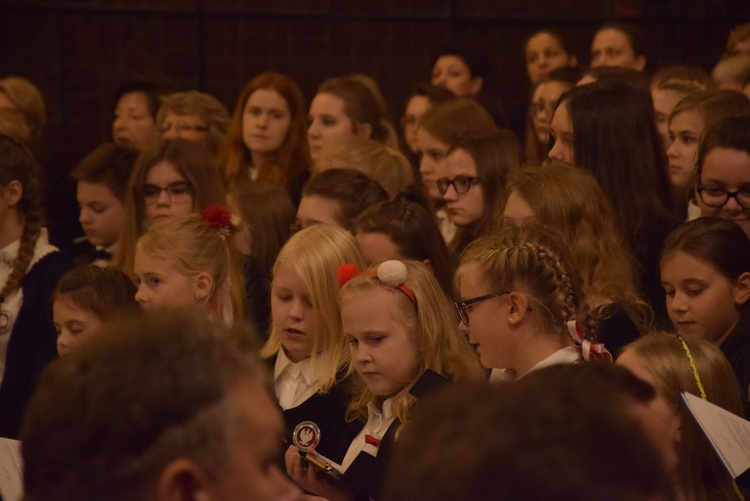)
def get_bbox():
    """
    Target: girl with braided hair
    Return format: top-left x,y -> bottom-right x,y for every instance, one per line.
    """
0,135 -> 73,438
456,225 -> 610,381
